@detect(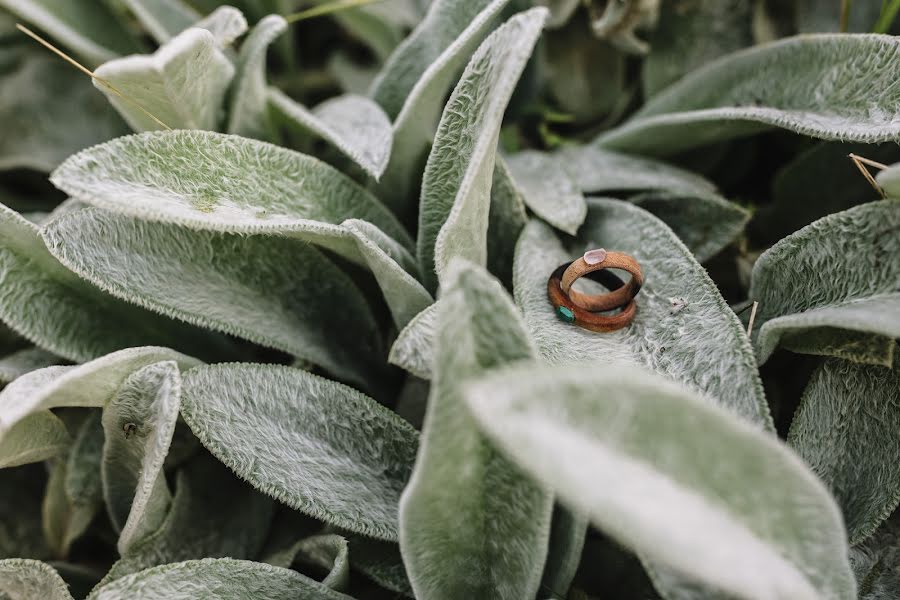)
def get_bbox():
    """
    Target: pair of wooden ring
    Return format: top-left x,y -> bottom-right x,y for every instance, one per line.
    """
547,249 -> 643,332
